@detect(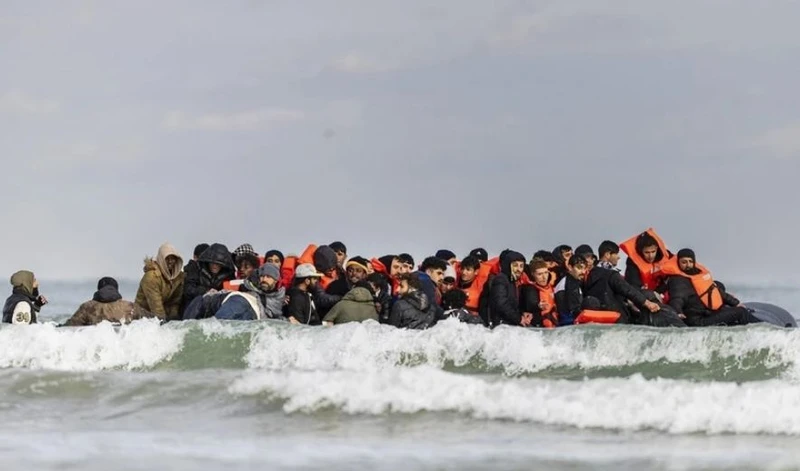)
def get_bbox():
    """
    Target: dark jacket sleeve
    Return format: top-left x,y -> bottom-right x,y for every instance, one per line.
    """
389,299 -> 406,328
608,271 -> 648,308
556,278 -> 583,317
310,284 -> 342,311
666,276 -> 692,313
286,292 -> 310,323
716,281 -> 740,306
519,285 -> 545,326
182,266 -> 210,305
488,277 -> 521,326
